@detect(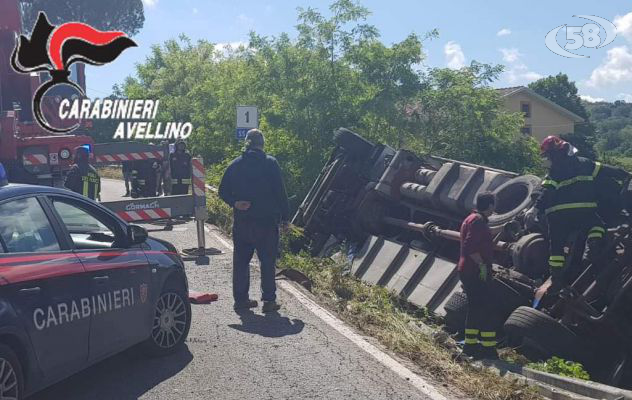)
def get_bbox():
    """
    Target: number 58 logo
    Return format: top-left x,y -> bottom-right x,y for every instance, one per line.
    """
545,15 -> 617,58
